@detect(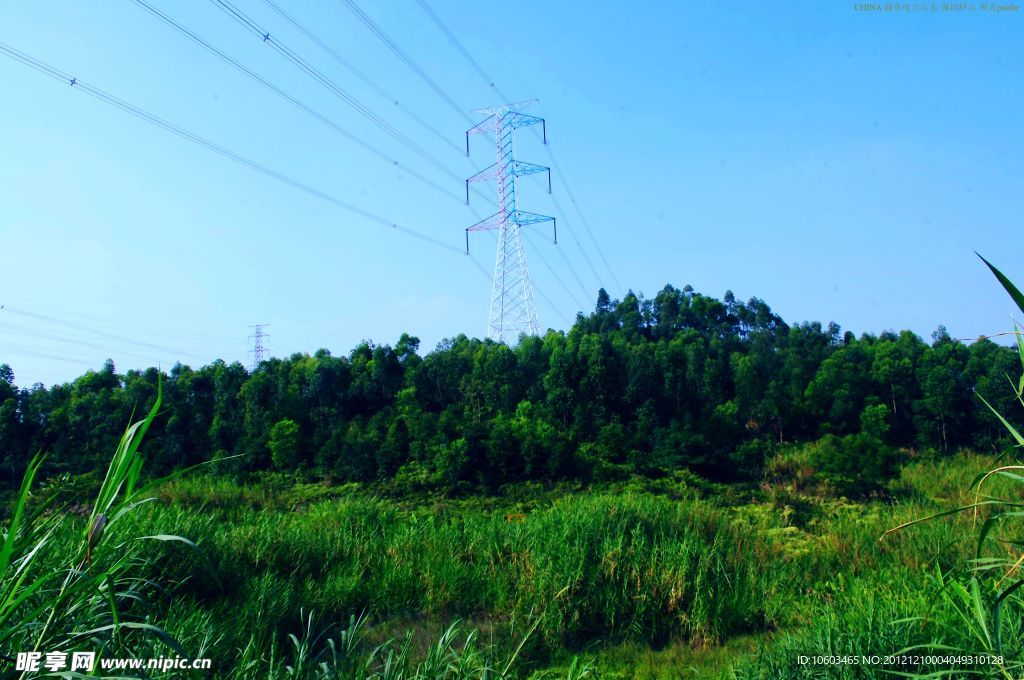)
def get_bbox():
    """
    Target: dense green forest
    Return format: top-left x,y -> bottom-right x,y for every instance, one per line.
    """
4,277 -> 1024,678
0,284 -> 1019,493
